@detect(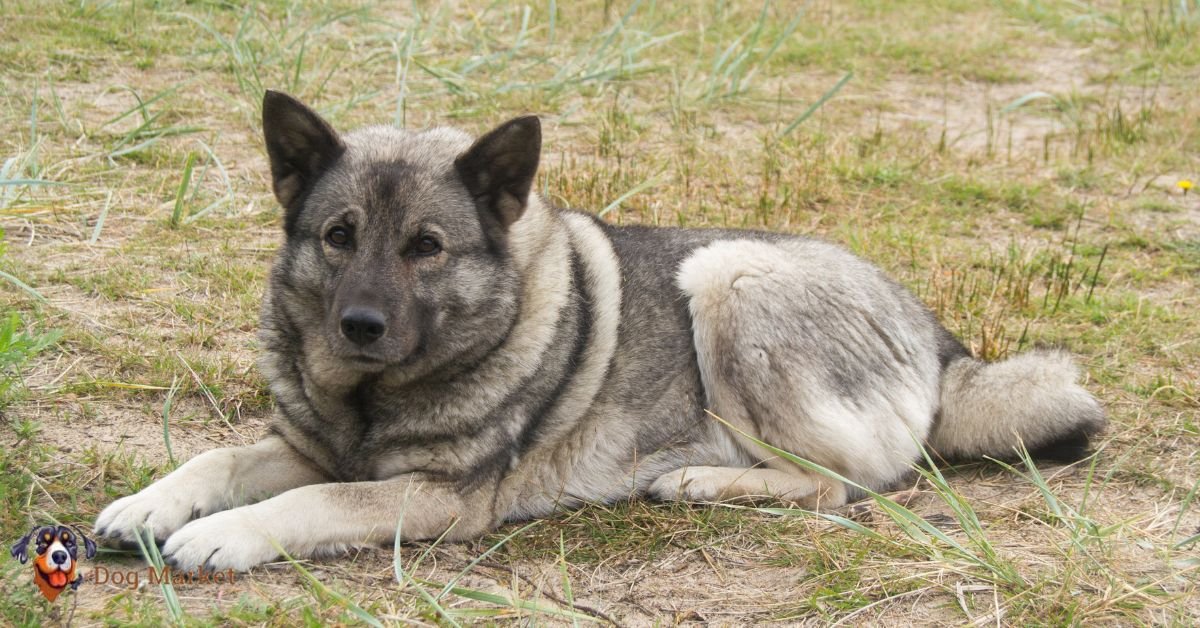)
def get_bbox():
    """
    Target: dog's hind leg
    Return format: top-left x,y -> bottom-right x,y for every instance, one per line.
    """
649,465 -> 846,509
653,239 -> 943,509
